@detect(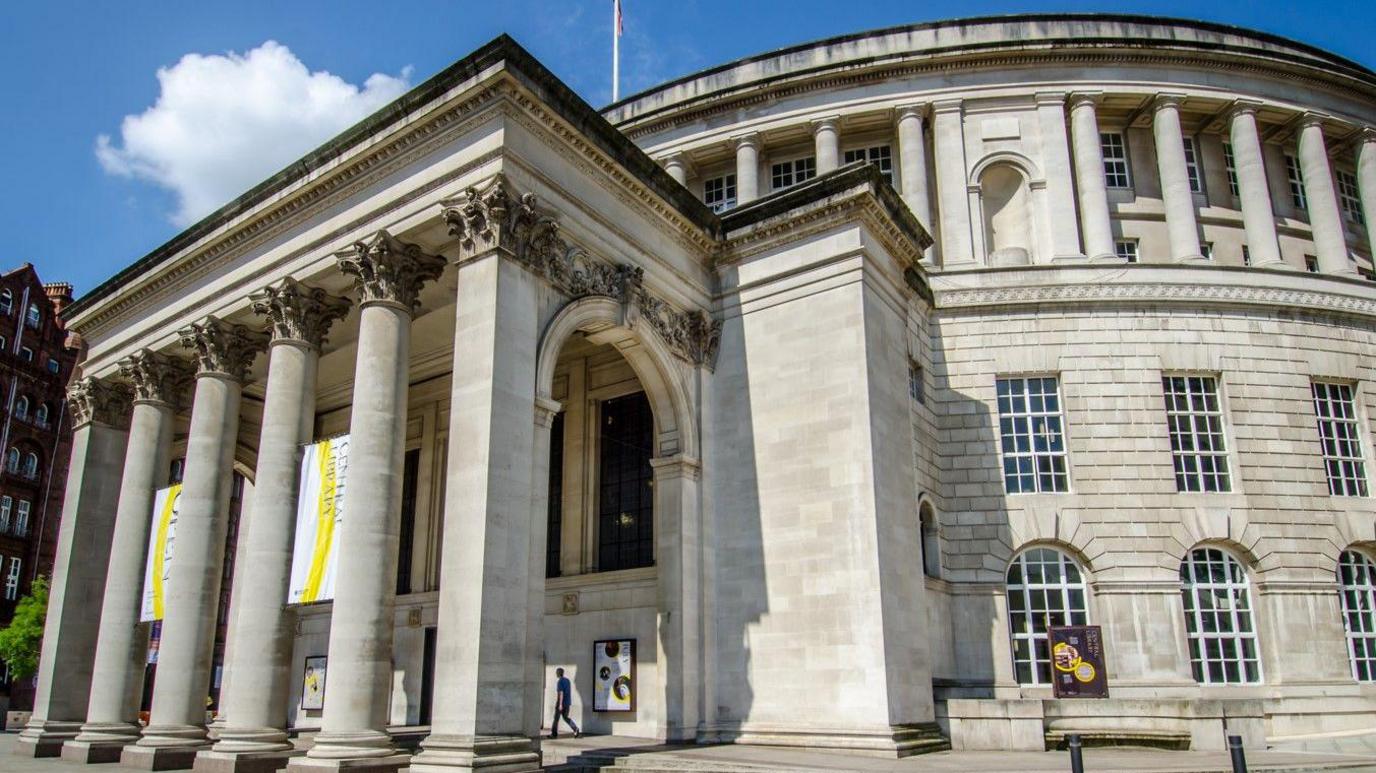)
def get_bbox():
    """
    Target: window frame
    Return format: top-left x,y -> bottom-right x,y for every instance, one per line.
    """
0,497 -> 10,533
1179,546 -> 1263,685
3,557 -> 19,600
1114,239 -> 1139,263
1183,135 -> 1204,194
1339,549 -> 1376,682
842,144 -> 894,184
15,500 -> 29,536
1100,132 -> 1132,189
1312,380 -> 1369,497
24,303 -> 40,330
702,172 -> 737,213
1005,546 -> 1090,686
1337,169 -> 1365,226
1222,141 -> 1239,198
1285,152 -> 1307,211
995,375 -> 1071,494
1162,374 -> 1233,493
769,155 -> 816,192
